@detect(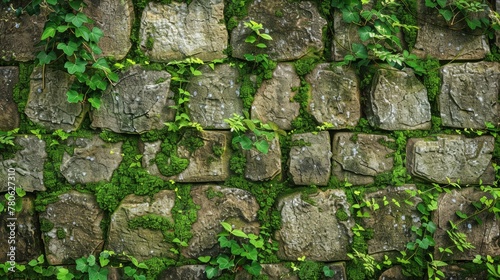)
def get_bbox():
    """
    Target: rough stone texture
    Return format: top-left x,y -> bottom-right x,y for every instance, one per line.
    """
26,67 -> 88,131
90,65 -> 174,134
289,132 -> 331,186
83,0 -> 133,60
40,191 -> 104,265
378,266 -> 405,280
275,189 -> 354,261
366,67 -> 431,130
332,12 -> 361,61
186,64 -> 244,129
332,133 -> 395,185
60,136 -> 123,185
412,0 -> 490,60
306,64 -> 361,129
362,185 -> 422,257
440,265 -> 489,279
0,3 -> 45,61
0,135 -> 46,192
0,66 -> 19,130
231,0 -> 326,61
143,131 -> 232,182
439,62 -> 500,129
107,191 -> 176,262
183,185 -> 260,258
139,0 -> 227,62
251,63 -> 300,130
433,188 -> 500,260
0,195 -> 43,263
244,137 -> 281,181
235,263 -> 298,280
158,265 -> 208,280
406,135 -> 495,185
